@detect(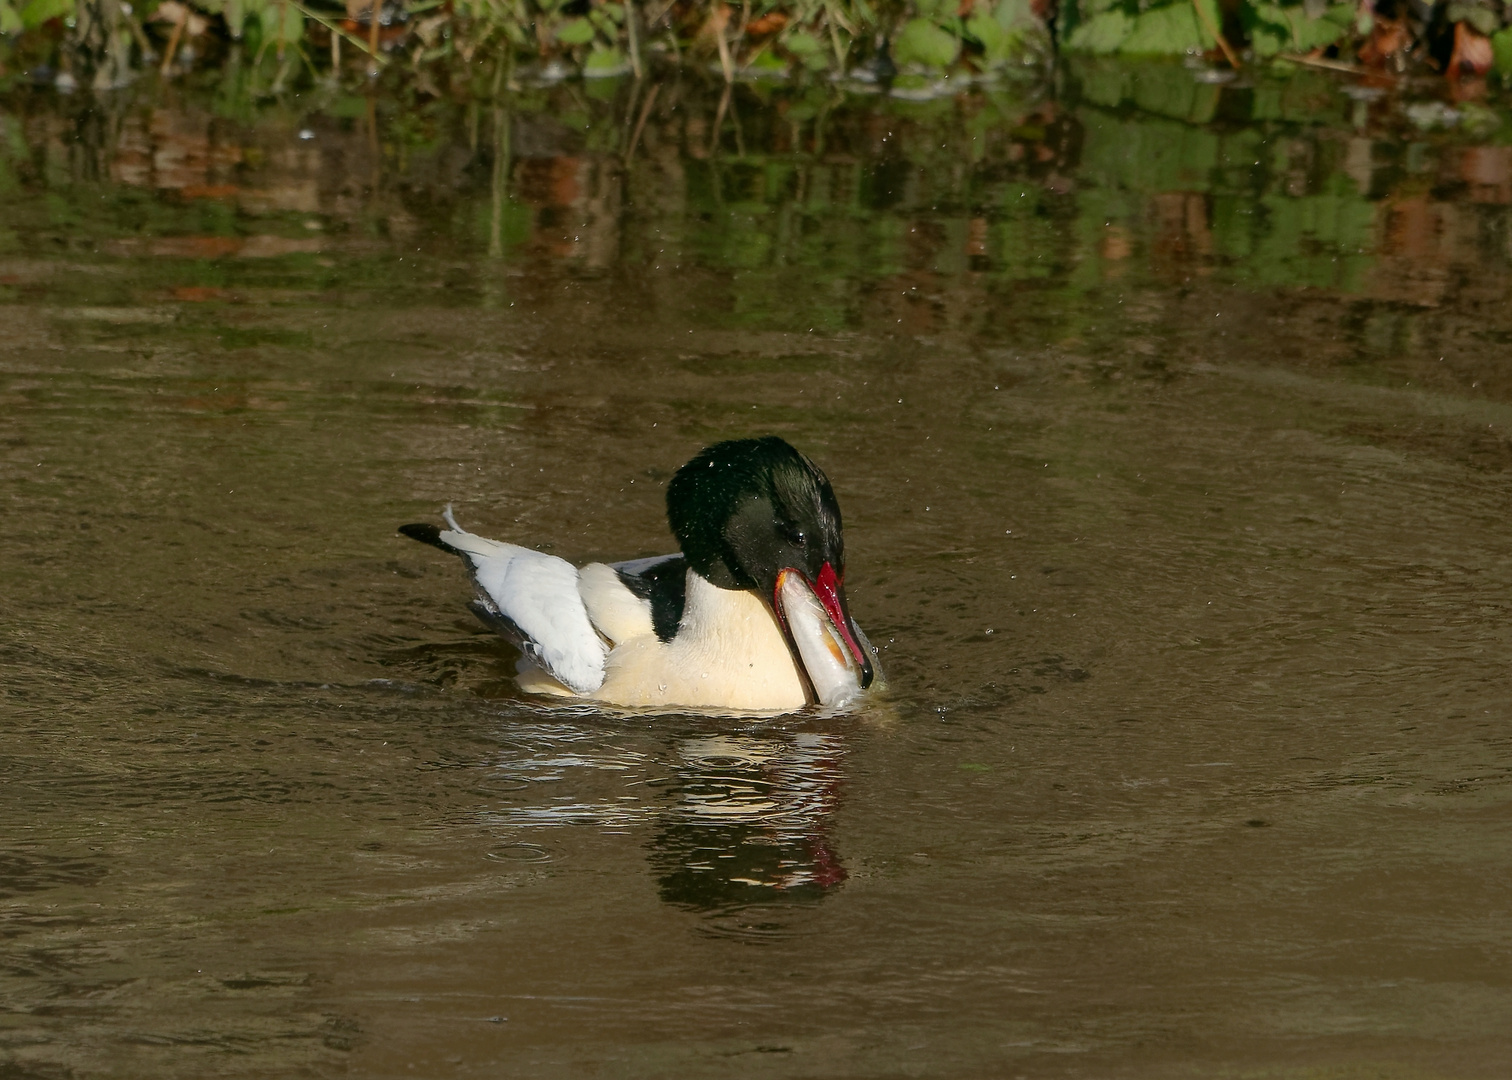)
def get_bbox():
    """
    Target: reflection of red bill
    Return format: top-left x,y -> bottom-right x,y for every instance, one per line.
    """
774,565 -> 874,706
